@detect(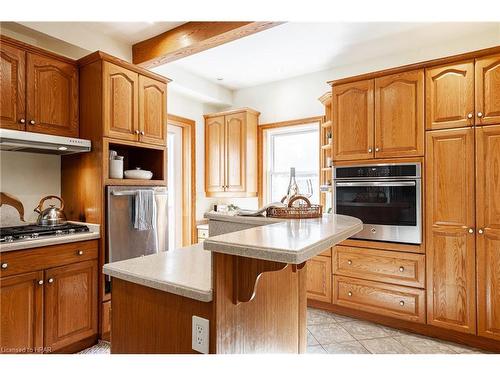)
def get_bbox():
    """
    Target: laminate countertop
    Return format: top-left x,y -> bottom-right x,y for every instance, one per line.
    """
203,214 -> 363,264
103,243 -> 212,302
